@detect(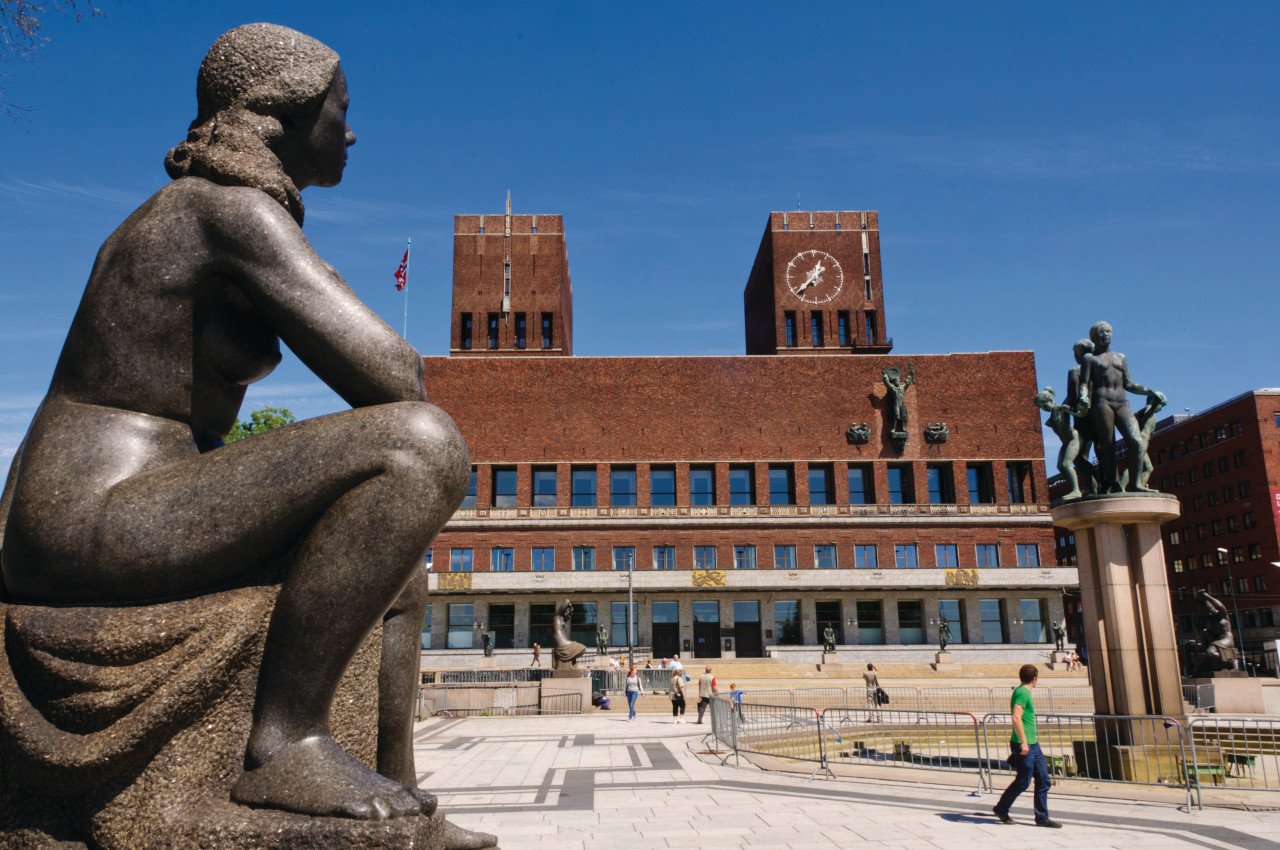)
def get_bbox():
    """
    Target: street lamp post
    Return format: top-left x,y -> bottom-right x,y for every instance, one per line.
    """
626,563 -> 635,670
1216,547 -> 1244,667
